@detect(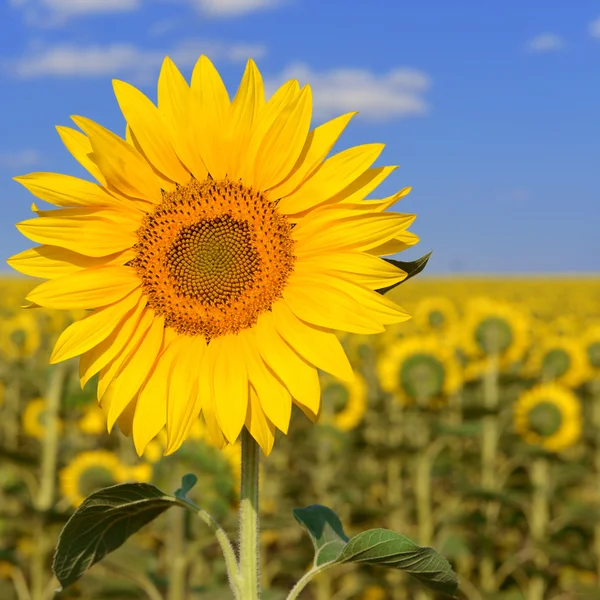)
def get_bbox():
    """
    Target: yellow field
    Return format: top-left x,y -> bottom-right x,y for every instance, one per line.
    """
1,275 -> 600,600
